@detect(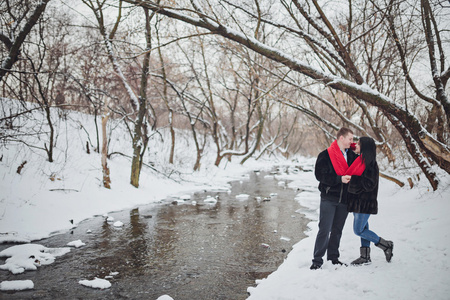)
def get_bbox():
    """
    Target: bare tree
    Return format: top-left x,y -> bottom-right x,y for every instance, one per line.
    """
0,0 -> 51,81
130,7 -> 154,187
1,2 -> 76,163
122,0 -> 449,189
83,0 -> 157,188
154,15 -> 176,164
